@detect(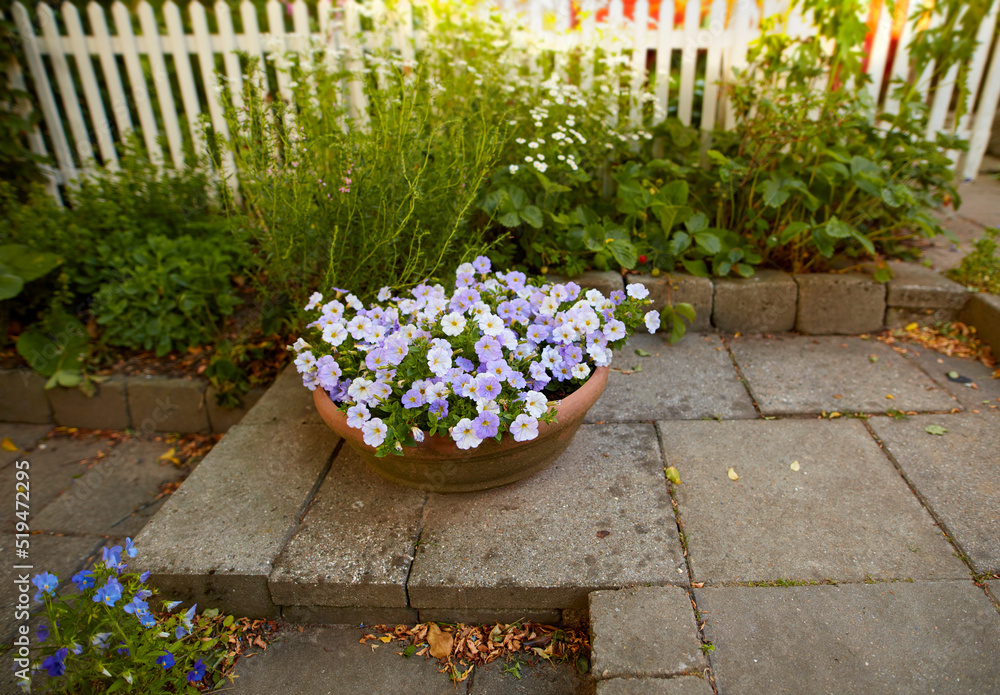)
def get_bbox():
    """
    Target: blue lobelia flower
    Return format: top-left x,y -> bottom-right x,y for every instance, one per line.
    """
156,652 -> 175,669
41,648 -> 68,677
32,572 -> 58,602
92,577 -> 123,607
71,570 -> 94,591
124,537 -> 138,558
175,625 -> 187,640
139,612 -> 156,628
122,596 -> 149,618
186,659 -> 206,683
139,570 -> 150,583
